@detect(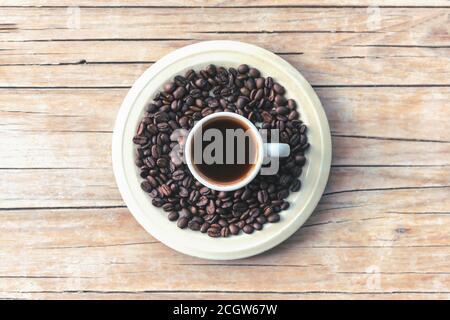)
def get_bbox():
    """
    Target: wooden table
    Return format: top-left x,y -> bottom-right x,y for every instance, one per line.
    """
1,1 -> 449,300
